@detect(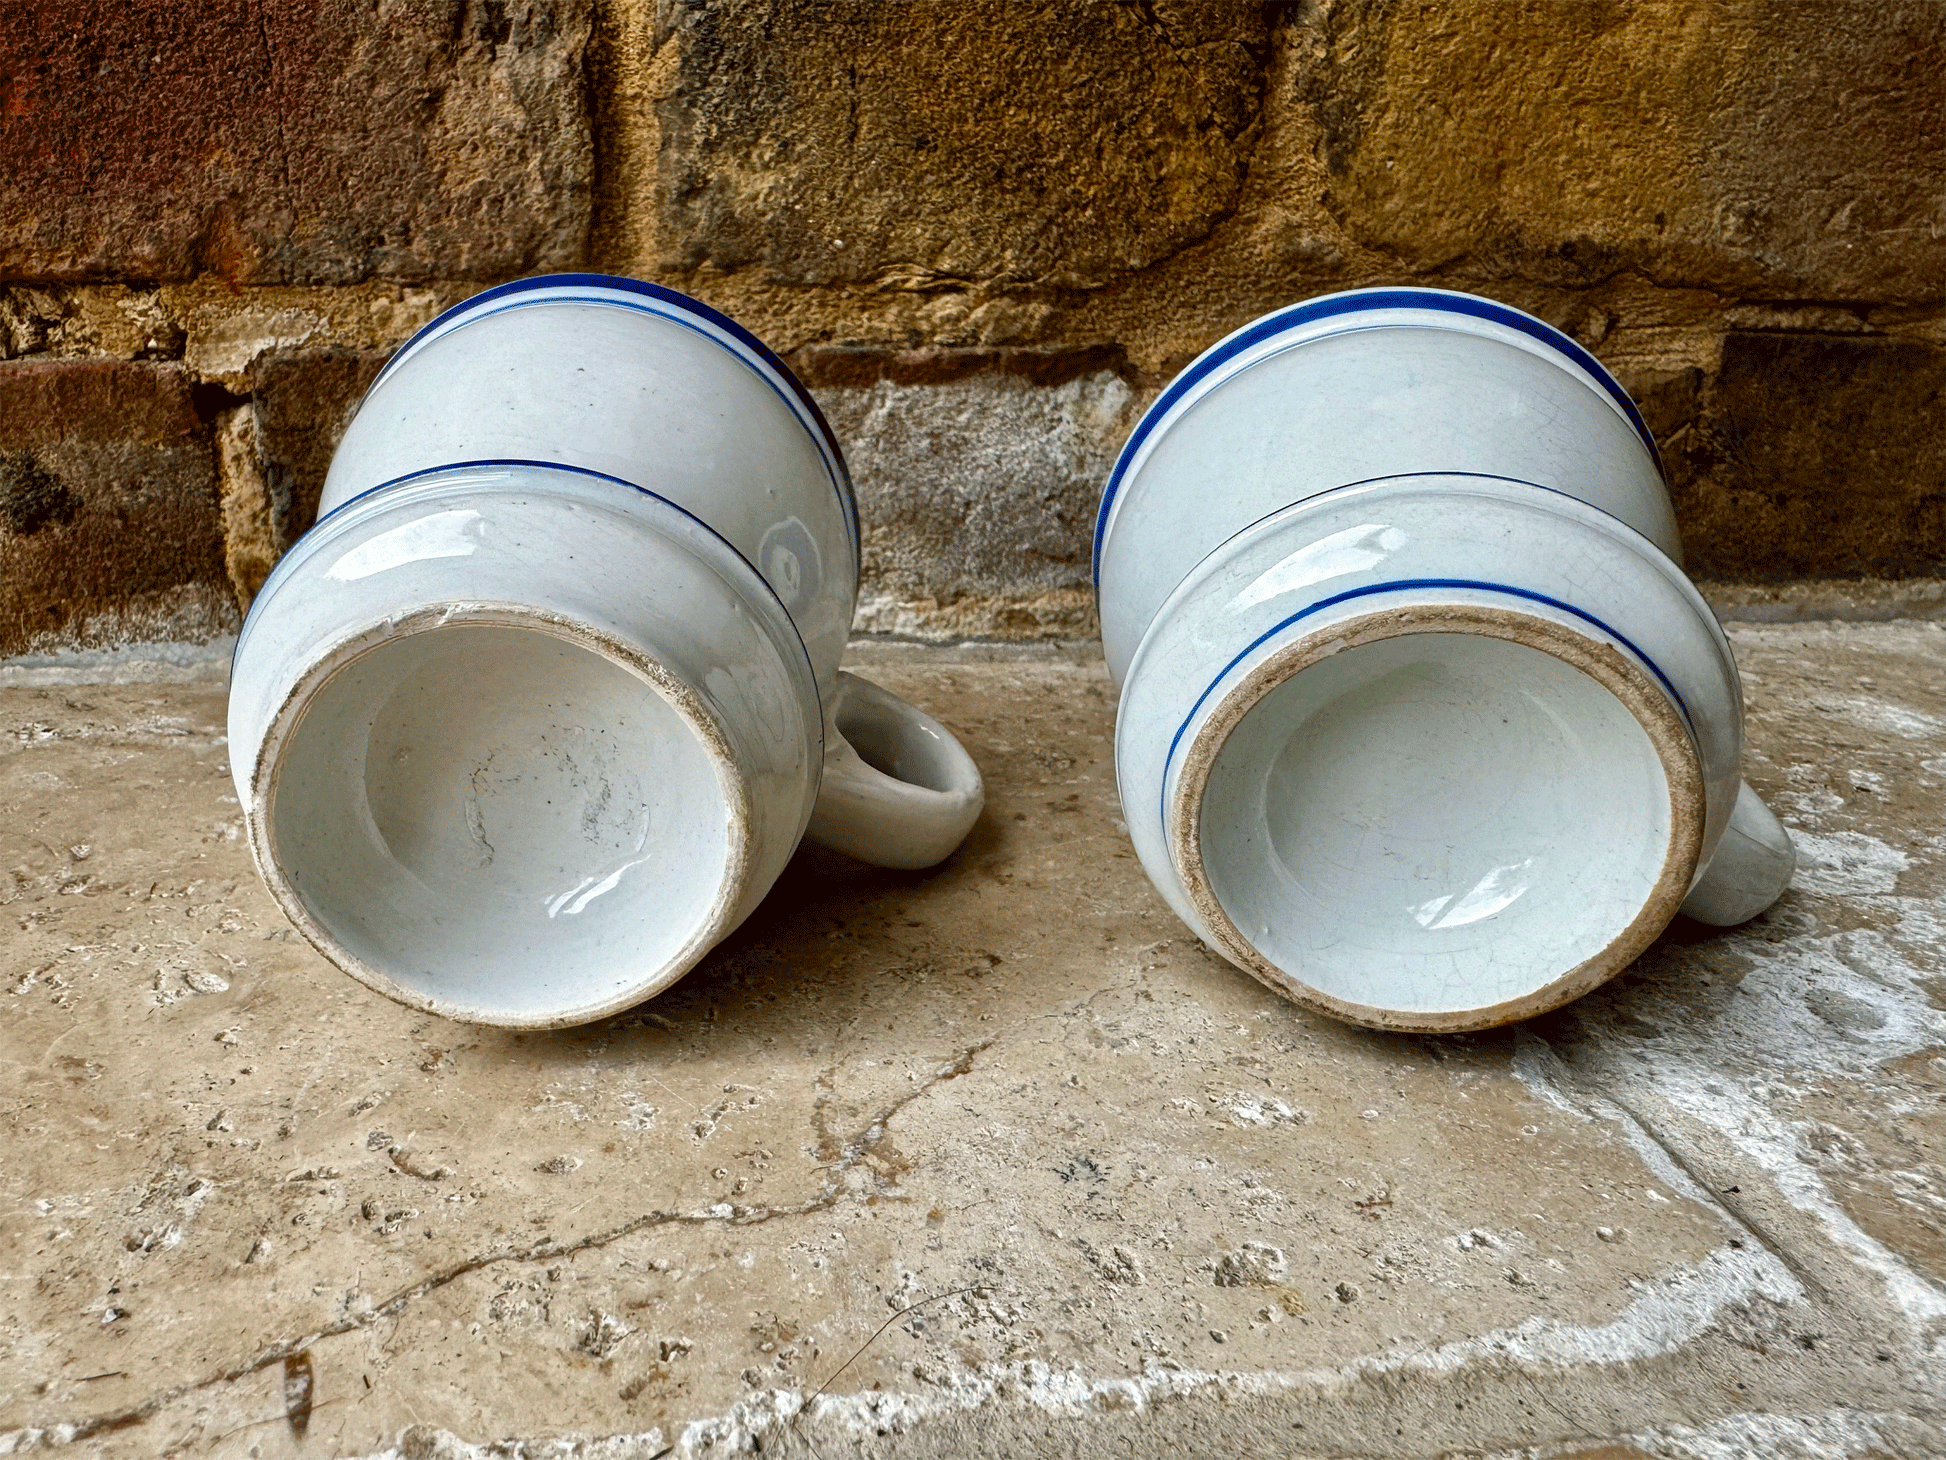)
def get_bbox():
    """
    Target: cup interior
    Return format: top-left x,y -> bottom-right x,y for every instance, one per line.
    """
263,621 -> 741,1024
1194,631 -> 1680,1018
